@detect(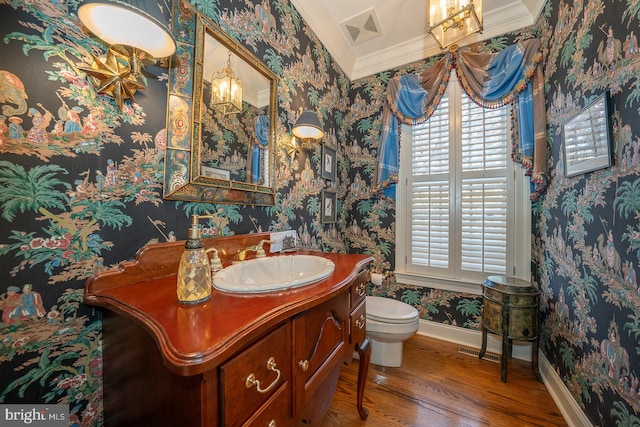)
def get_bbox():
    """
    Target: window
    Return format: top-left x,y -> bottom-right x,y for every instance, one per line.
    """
396,75 -> 531,294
